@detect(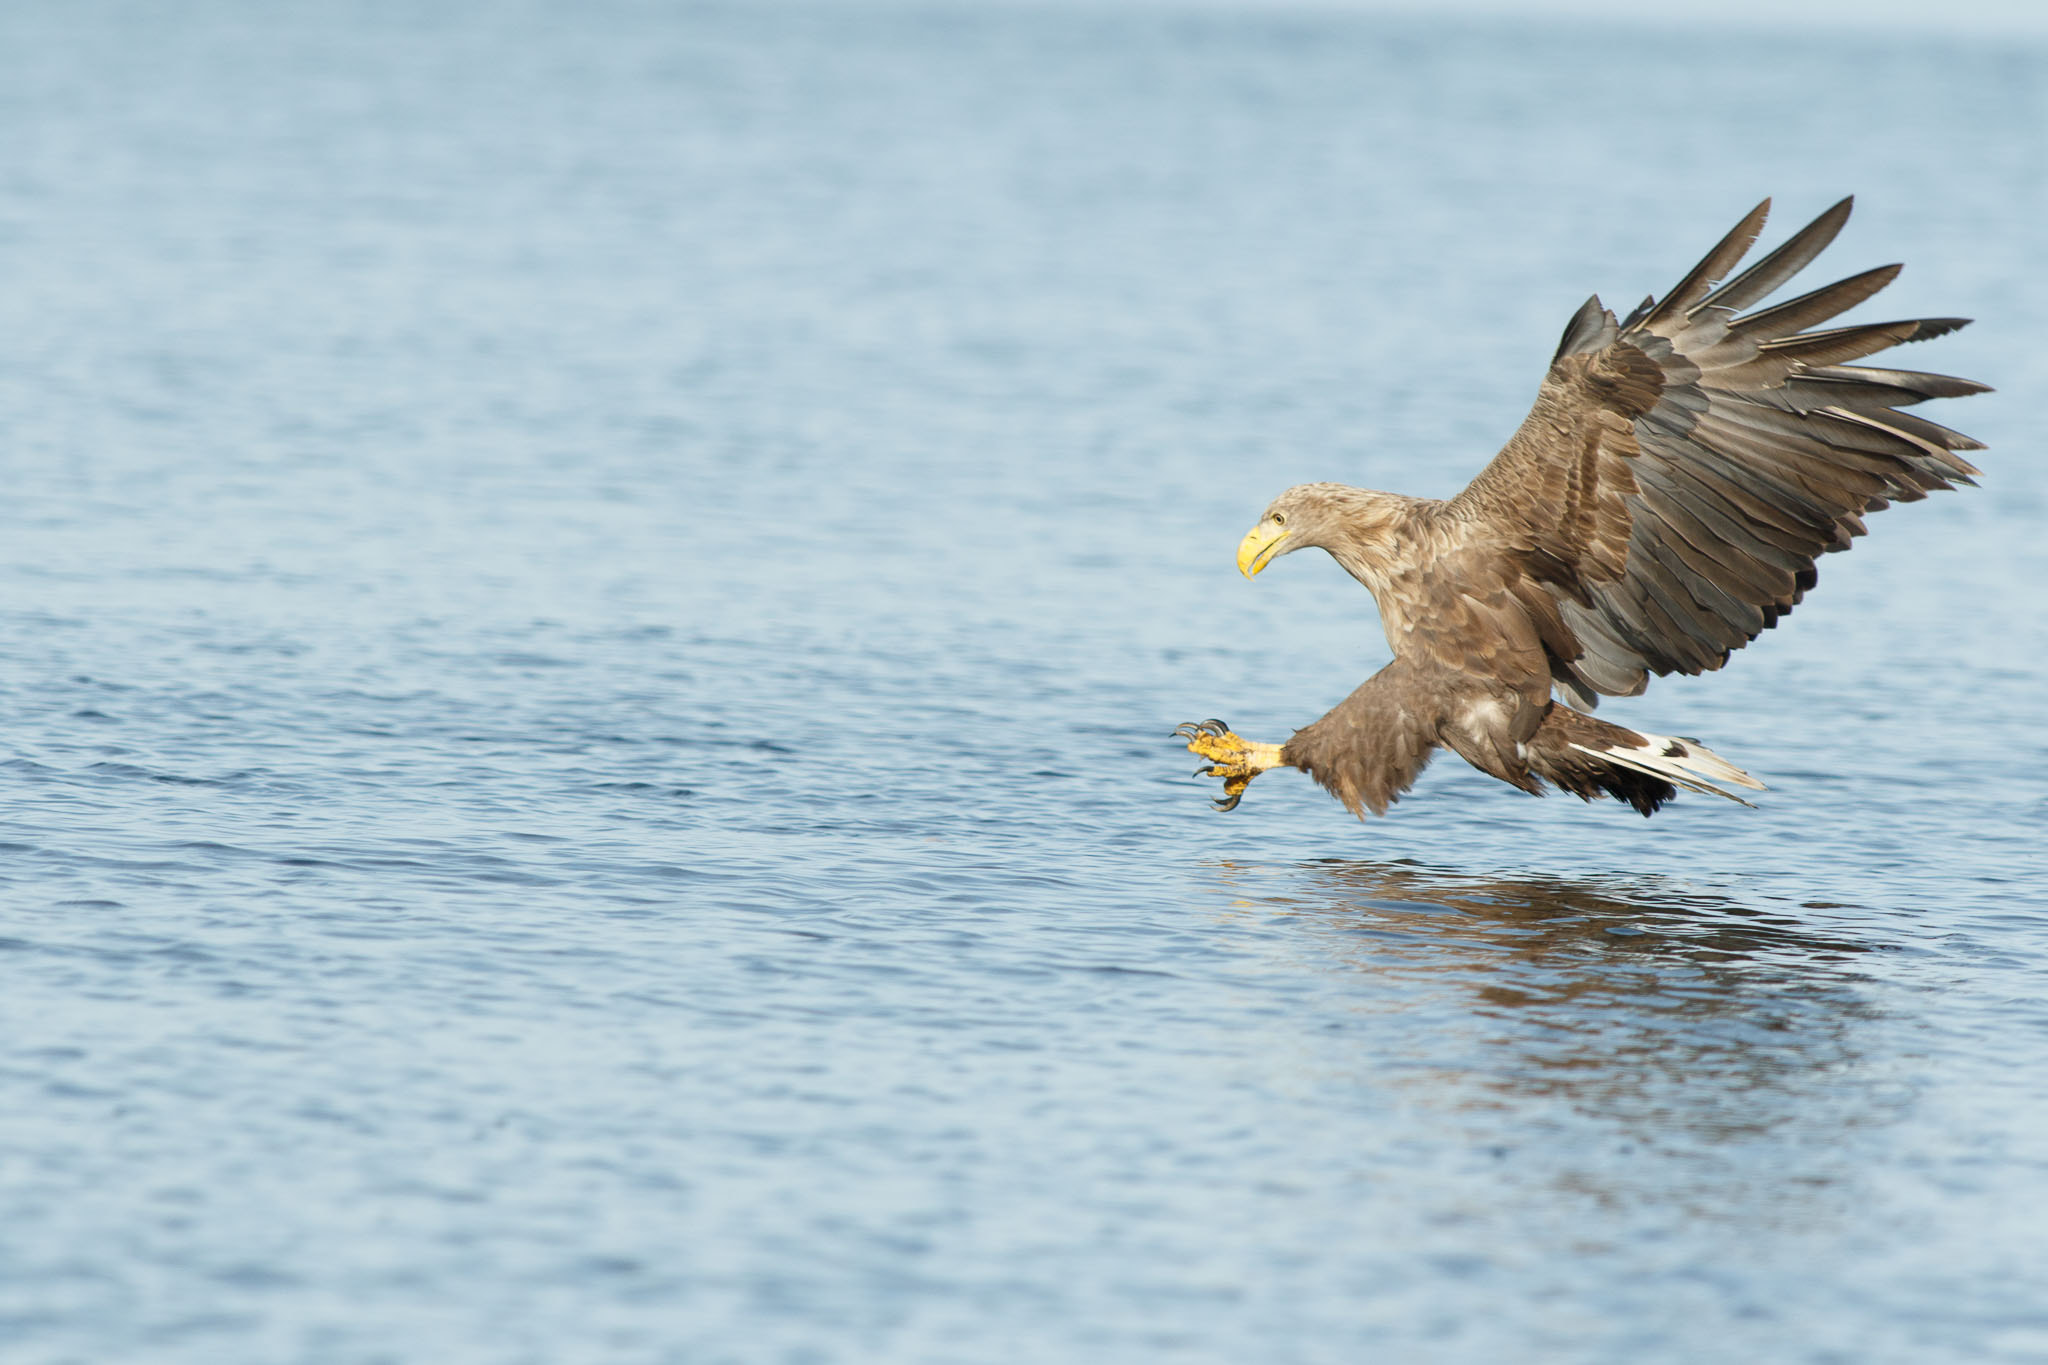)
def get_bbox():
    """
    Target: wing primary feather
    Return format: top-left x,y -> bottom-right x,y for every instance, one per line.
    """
1800,364 -> 1992,403
1867,408 -> 1986,458
1728,264 -> 1901,340
1689,195 -> 1854,318
1636,200 -> 1771,330
1781,373 -> 1990,417
1817,407 -> 1982,481
1757,318 -> 1969,366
